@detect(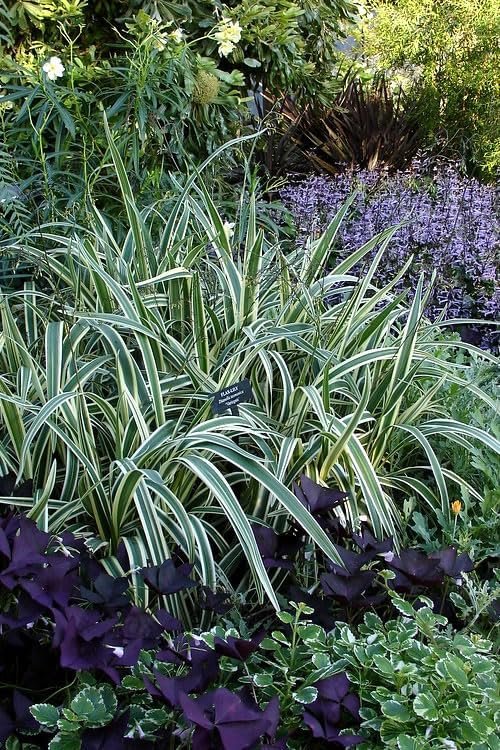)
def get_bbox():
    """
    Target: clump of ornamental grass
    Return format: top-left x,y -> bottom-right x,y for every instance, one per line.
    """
0,127 -> 498,618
